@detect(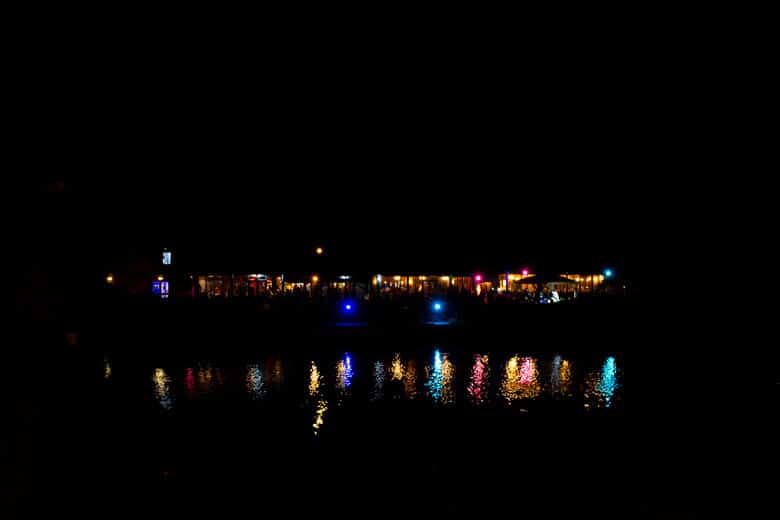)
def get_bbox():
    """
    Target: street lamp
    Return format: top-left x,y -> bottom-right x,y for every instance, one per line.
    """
315,247 -> 324,255
106,274 -> 114,284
